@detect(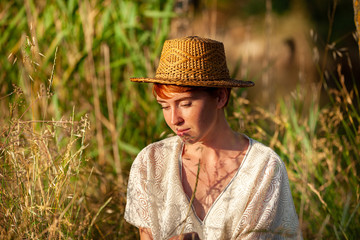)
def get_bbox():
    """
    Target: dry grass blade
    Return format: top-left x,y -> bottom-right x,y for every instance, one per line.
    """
180,161 -> 201,239
87,197 -> 113,237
